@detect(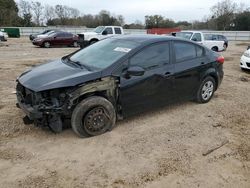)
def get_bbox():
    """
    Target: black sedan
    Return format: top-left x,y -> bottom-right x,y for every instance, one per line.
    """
16,35 -> 224,137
